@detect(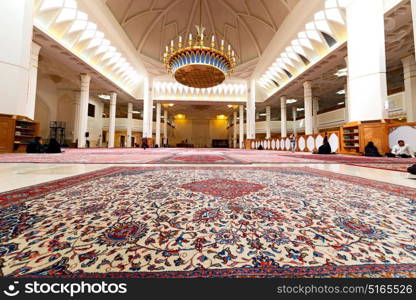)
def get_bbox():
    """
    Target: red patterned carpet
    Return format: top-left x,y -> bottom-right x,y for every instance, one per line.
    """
279,152 -> 416,164
1,166 -> 415,278
151,152 -> 244,164
347,163 -> 412,173
0,148 -> 173,164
